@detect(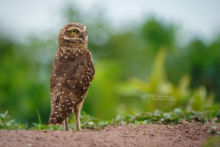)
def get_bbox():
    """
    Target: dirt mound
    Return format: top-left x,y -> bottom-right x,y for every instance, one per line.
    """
0,122 -> 219,147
